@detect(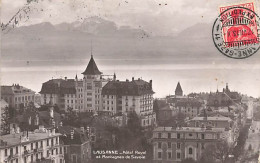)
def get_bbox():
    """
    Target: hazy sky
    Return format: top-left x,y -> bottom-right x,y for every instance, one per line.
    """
2,0 -> 259,36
